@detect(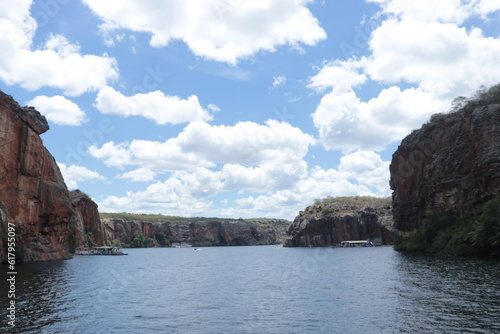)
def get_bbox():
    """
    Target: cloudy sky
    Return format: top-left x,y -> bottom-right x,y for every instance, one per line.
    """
1,0 -> 499,220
